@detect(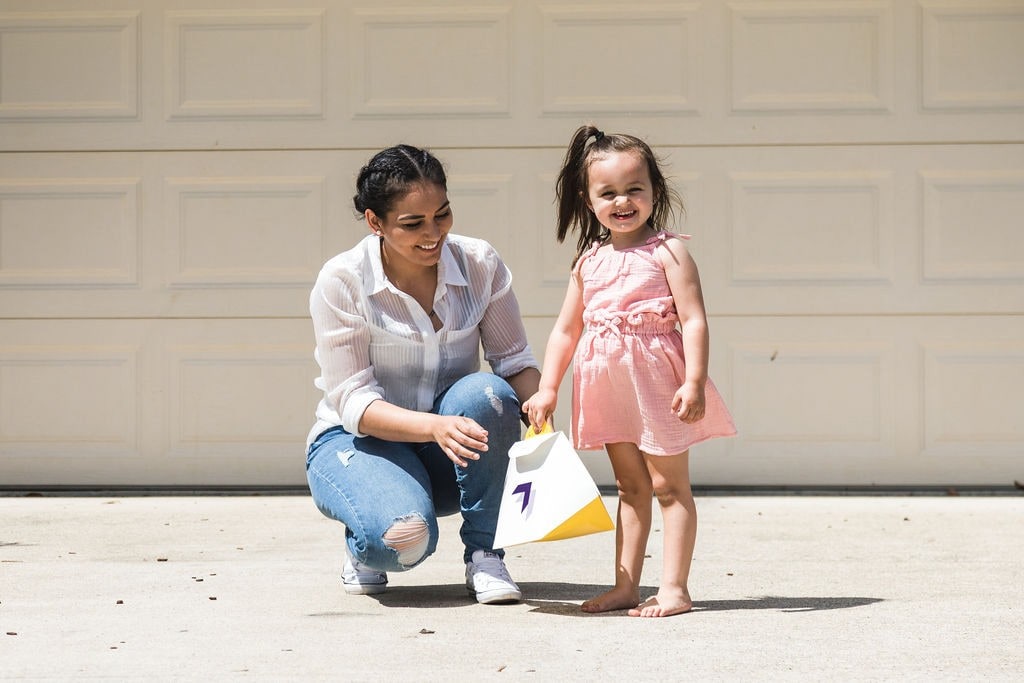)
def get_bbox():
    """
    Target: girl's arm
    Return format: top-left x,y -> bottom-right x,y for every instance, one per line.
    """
523,272 -> 585,430
659,237 -> 710,423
